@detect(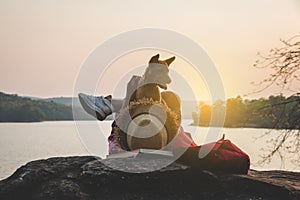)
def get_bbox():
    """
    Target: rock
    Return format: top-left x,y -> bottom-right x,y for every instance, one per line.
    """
0,156 -> 299,200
